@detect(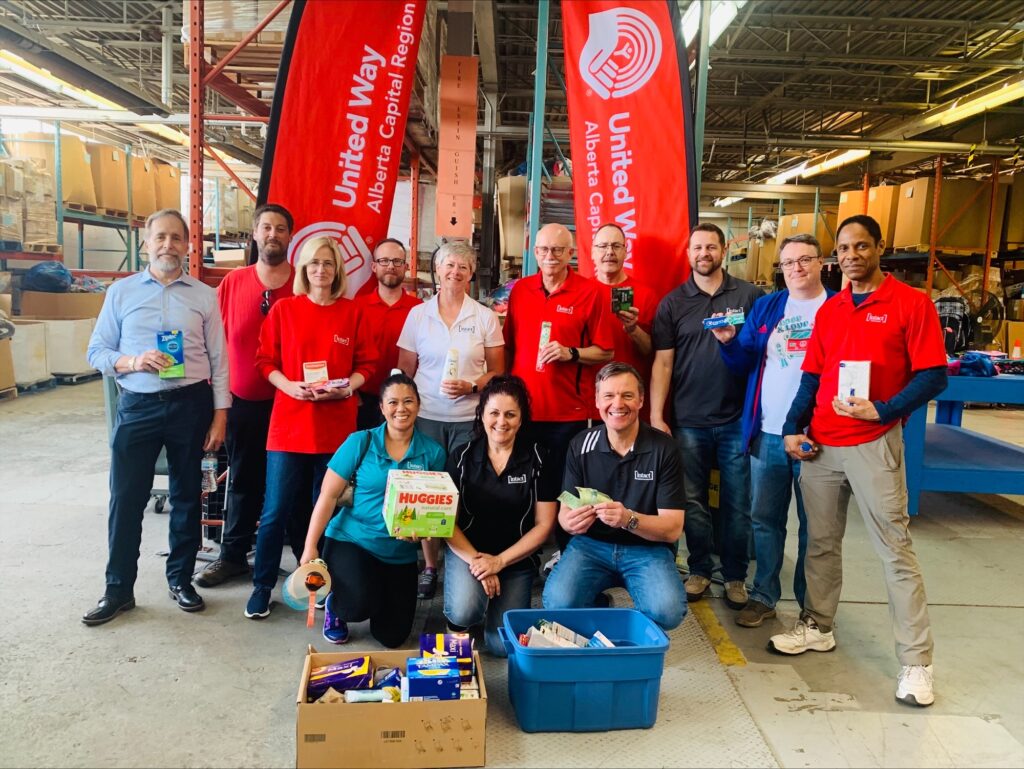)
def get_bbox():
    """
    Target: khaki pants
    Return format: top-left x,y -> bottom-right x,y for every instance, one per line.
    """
799,424 -> 933,665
